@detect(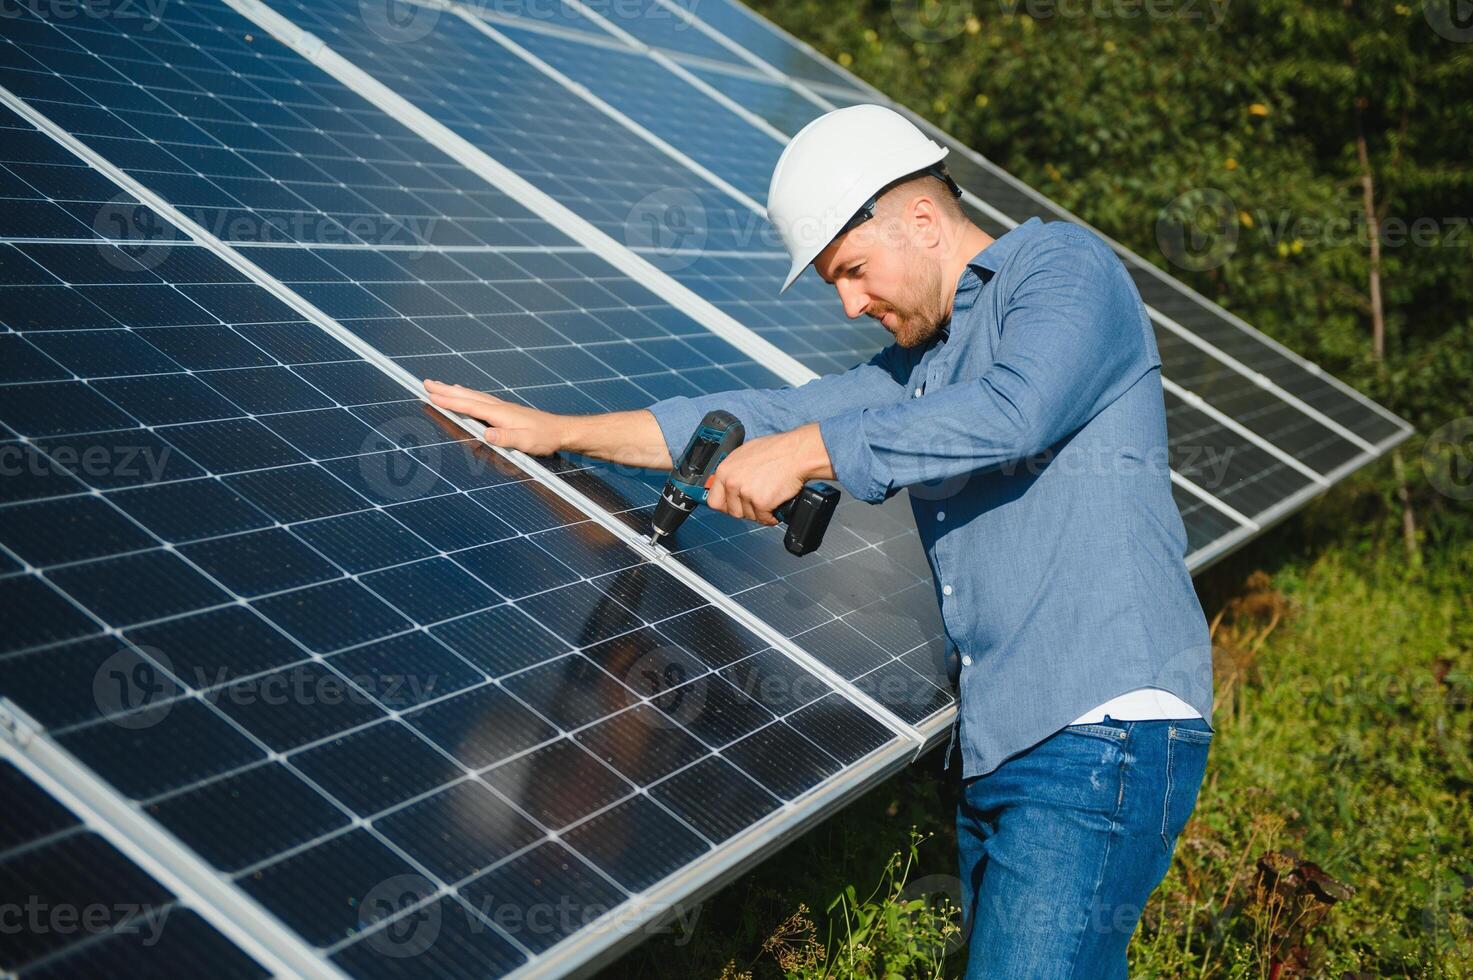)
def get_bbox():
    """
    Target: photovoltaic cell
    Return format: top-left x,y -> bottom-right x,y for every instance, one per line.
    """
1162,391 -> 1316,519
1154,328 -> 1358,477
1172,484 -> 1243,556
652,0 -> 860,90
498,23 -> 780,204
547,0 -> 755,68
665,250 -> 887,373
0,759 -> 269,978
689,62 -> 834,137
1129,267 -> 1407,448
0,0 -> 818,409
